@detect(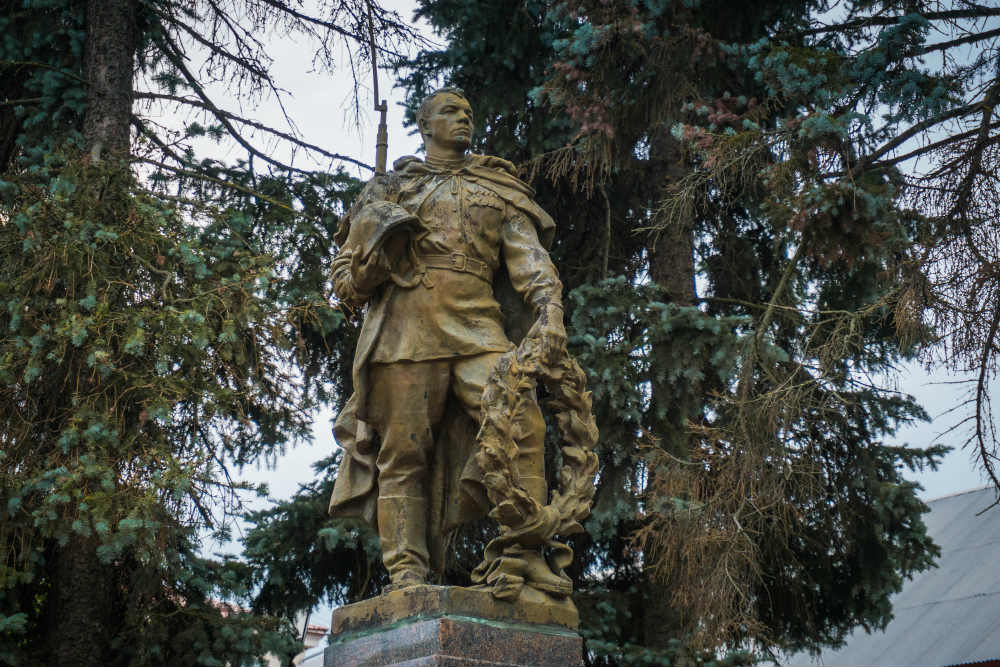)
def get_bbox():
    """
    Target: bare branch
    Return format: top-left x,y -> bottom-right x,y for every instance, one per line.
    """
972,305 -> 1000,491
911,25 -> 1000,57
152,31 -> 318,176
869,119 -> 1000,170
135,91 -> 373,171
860,98 -> 989,172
